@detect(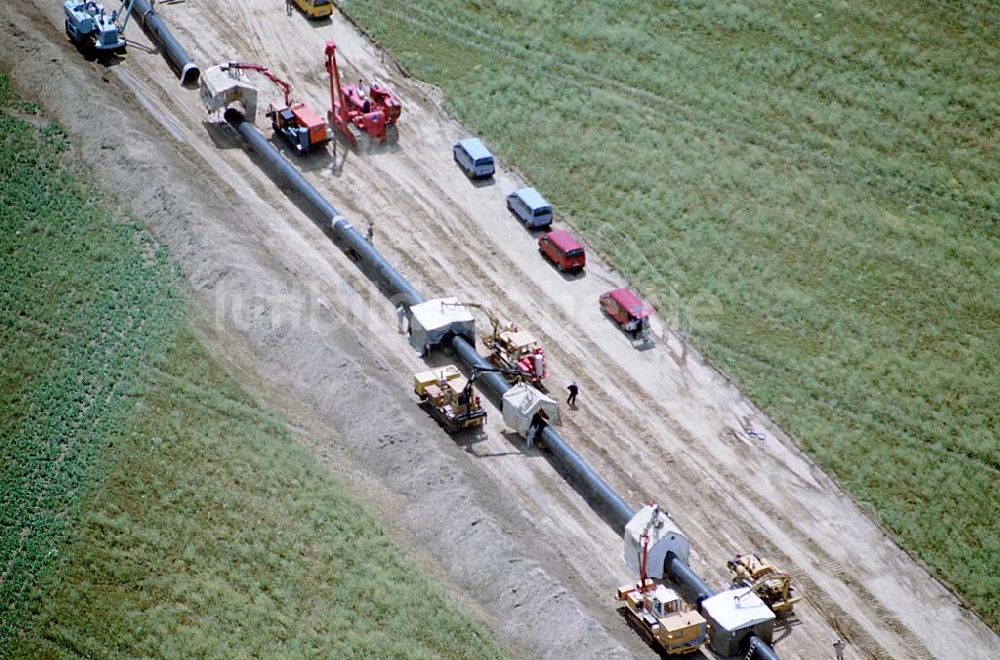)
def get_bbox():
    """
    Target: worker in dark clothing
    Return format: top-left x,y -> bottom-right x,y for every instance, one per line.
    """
566,381 -> 578,407
366,221 -> 374,243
